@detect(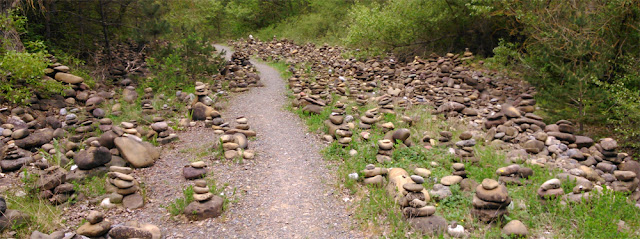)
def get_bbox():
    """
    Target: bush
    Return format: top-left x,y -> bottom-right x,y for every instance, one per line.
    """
0,51 -> 67,104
